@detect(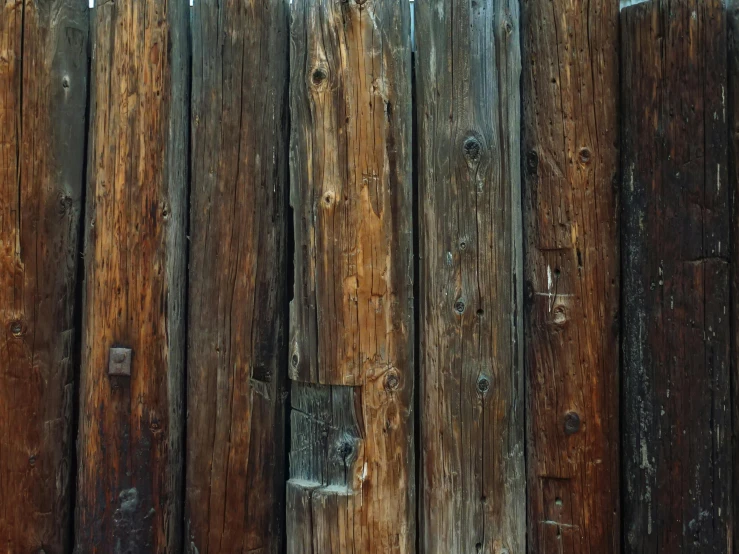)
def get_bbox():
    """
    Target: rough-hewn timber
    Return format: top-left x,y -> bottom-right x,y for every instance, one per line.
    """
185,0 -> 289,552
0,0 -> 88,551
521,0 -> 621,550
622,1 -> 732,552
414,1 -> 525,552
75,1 -> 189,551
287,0 -> 415,551
730,3 -> 739,552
